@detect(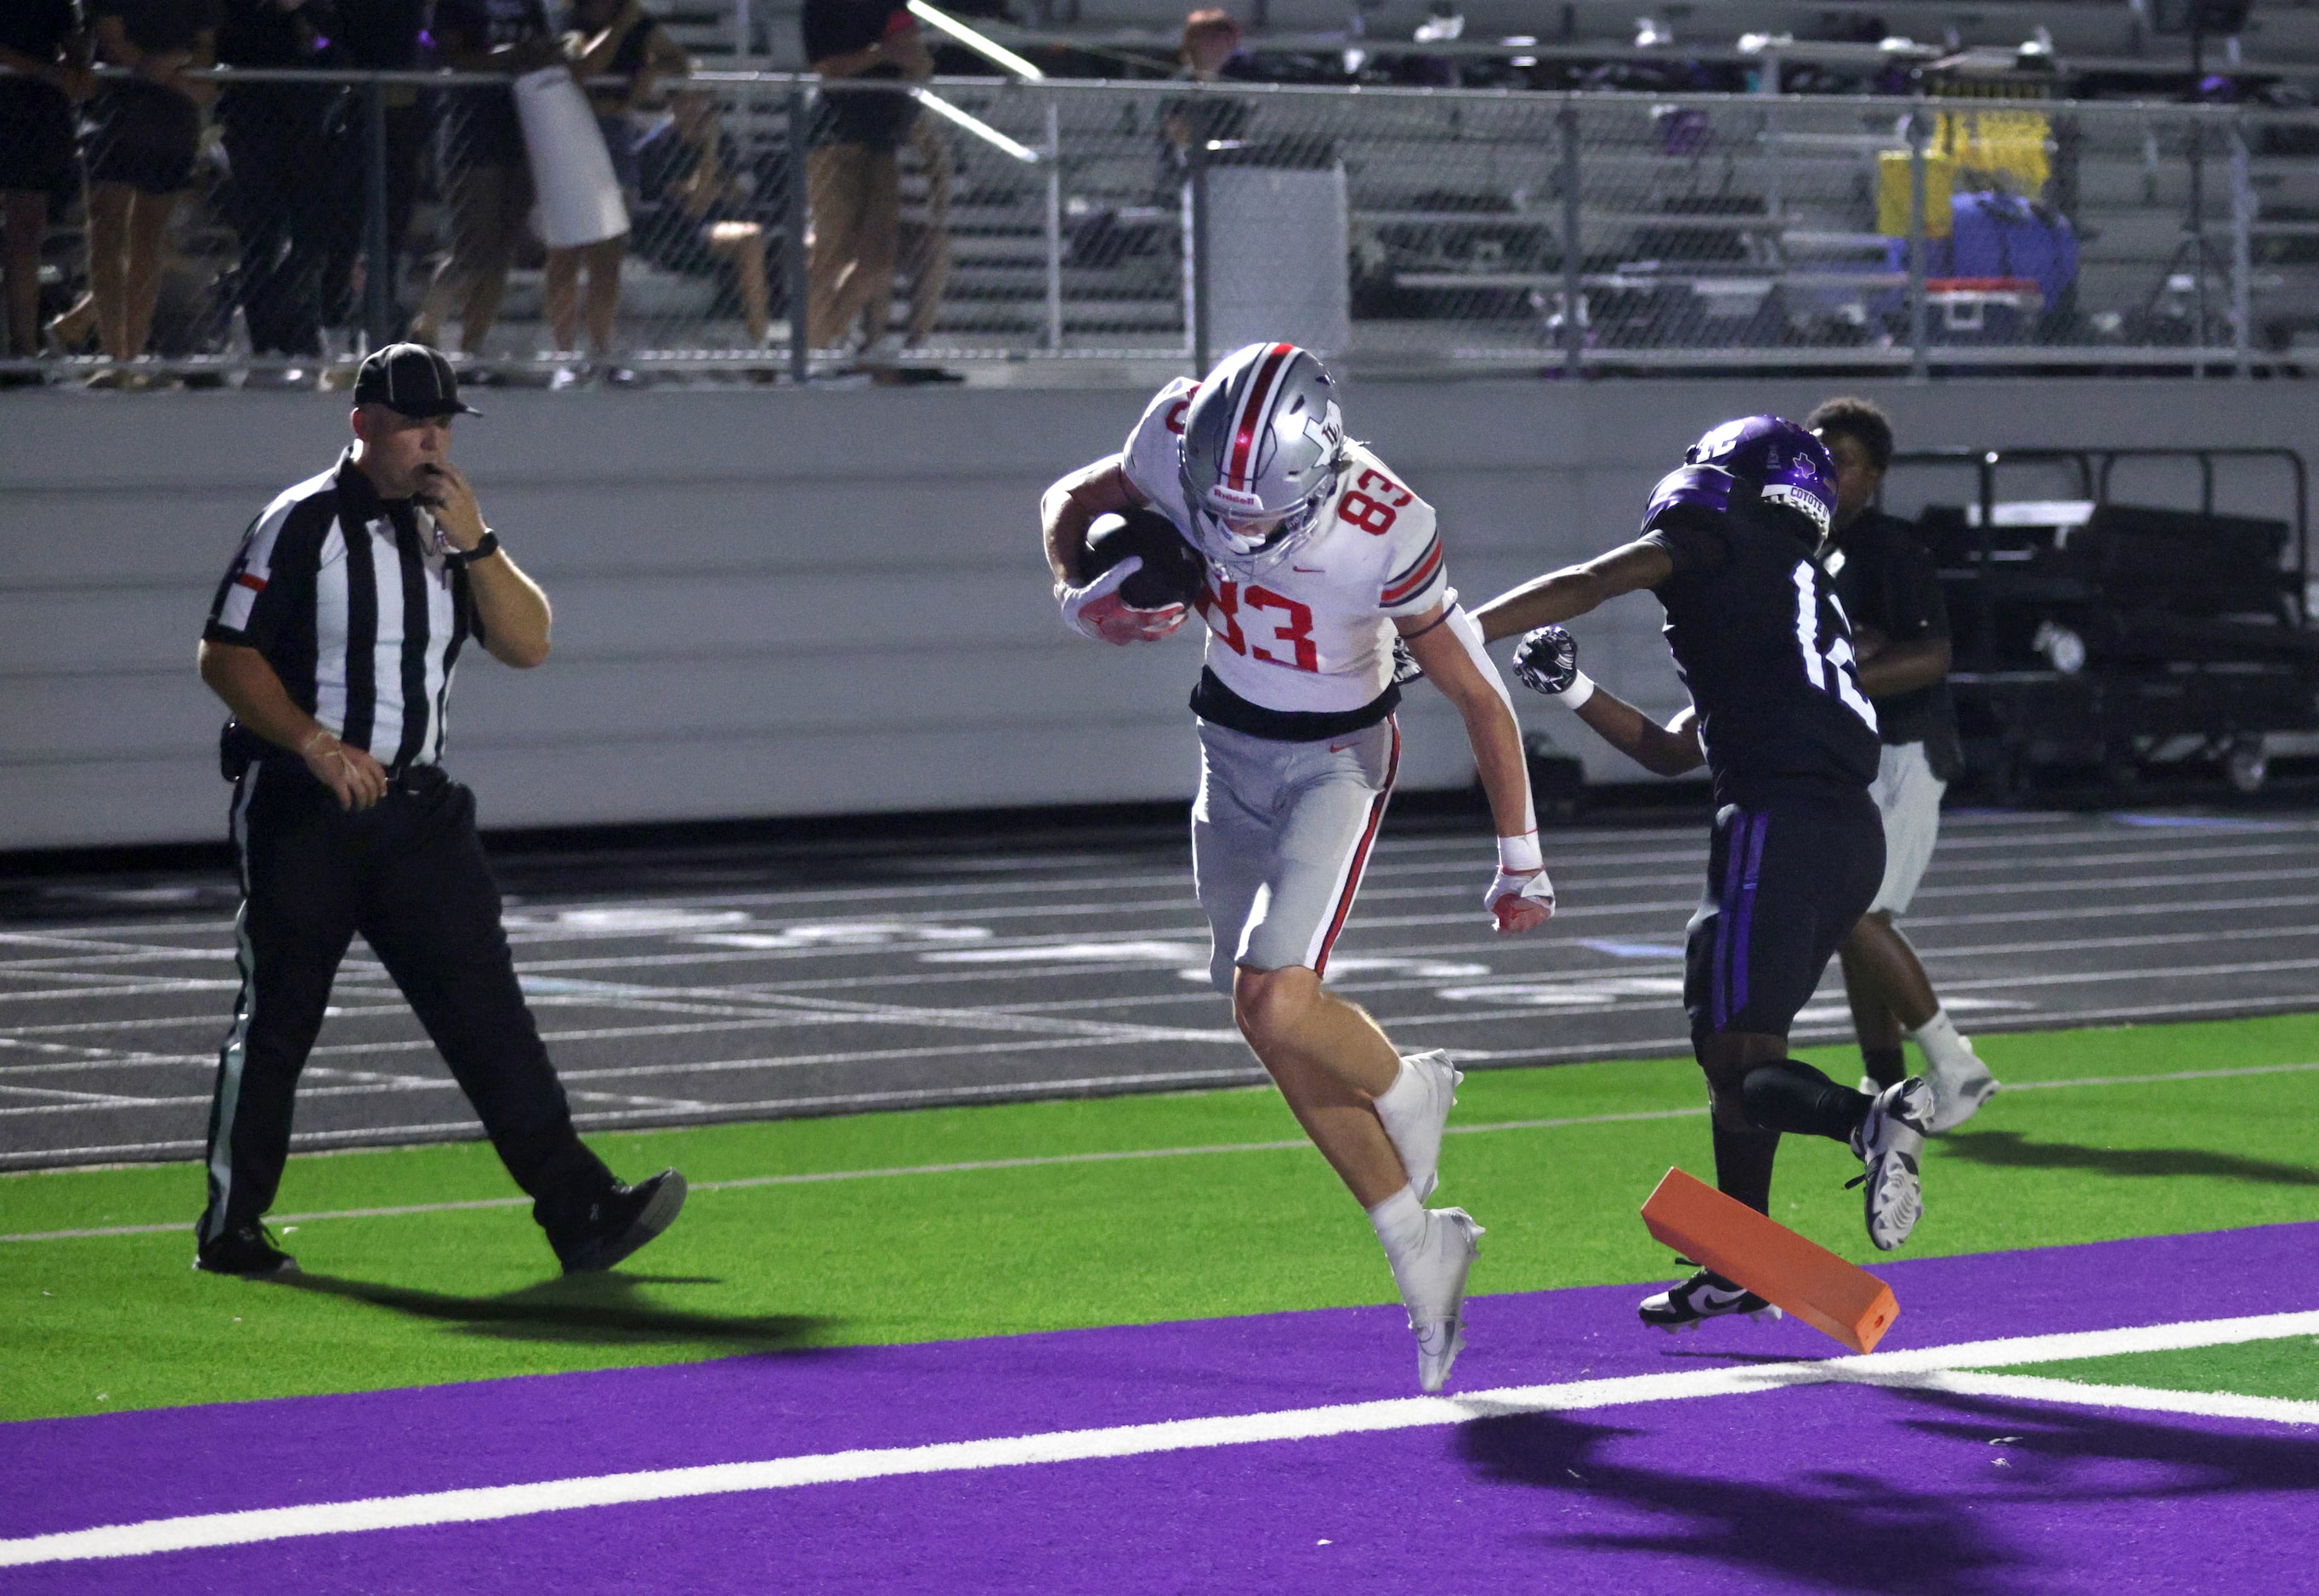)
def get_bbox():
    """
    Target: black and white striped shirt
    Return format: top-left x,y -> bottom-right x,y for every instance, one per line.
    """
204,448 -> 479,773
